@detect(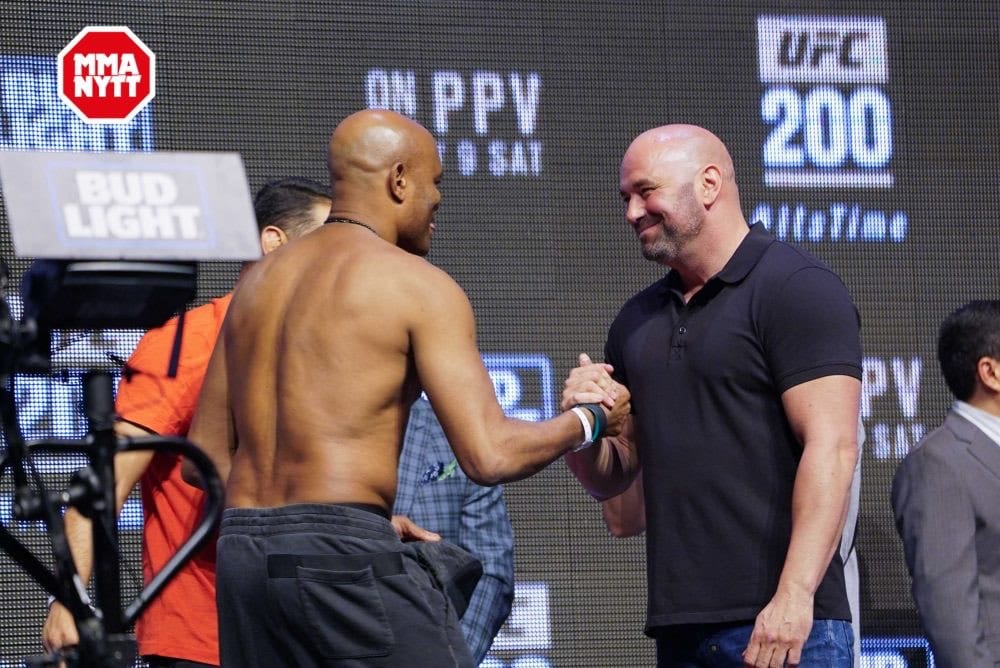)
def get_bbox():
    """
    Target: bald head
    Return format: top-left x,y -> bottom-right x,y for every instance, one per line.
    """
328,109 -> 437,184
624,124 -> 736,185
619,124 -> 748,274
325,110 -> 442,255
